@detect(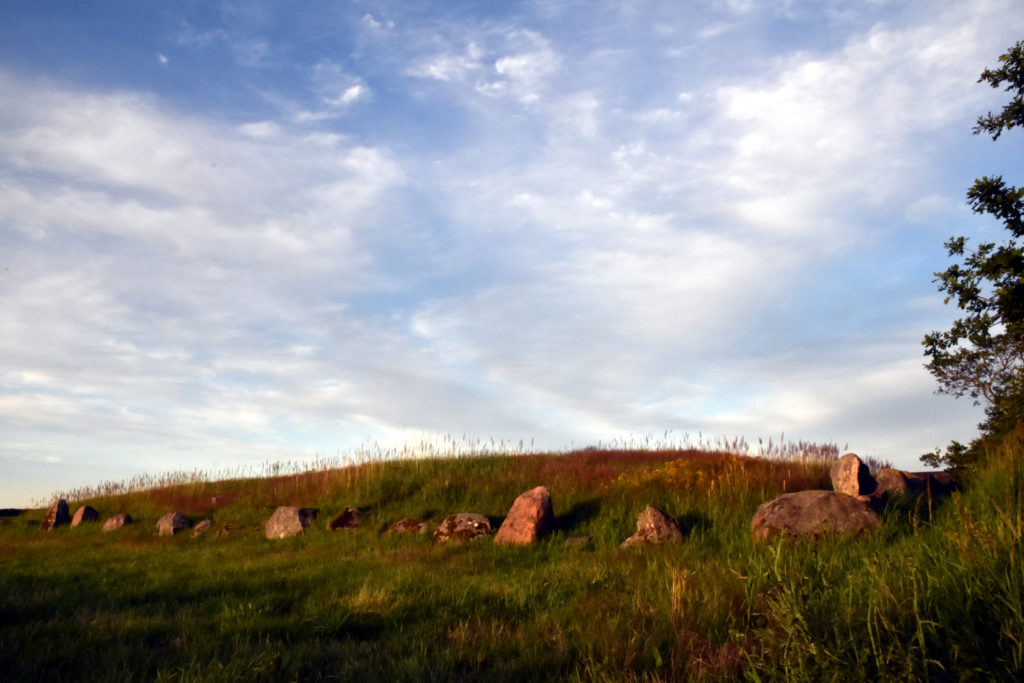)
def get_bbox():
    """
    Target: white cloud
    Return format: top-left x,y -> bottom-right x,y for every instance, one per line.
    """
335,84 -> 368,106
5,0 -> 1023,506
478,31 -> 561,103
408,43 -> 484,82
308,61 -> 371,114
0,70 -> 415,477
238,120 -> 280,139
703,6 -> 1016,244
407,29 -> 561,105
488,46 -> 561,102
361,13 -> 393,32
